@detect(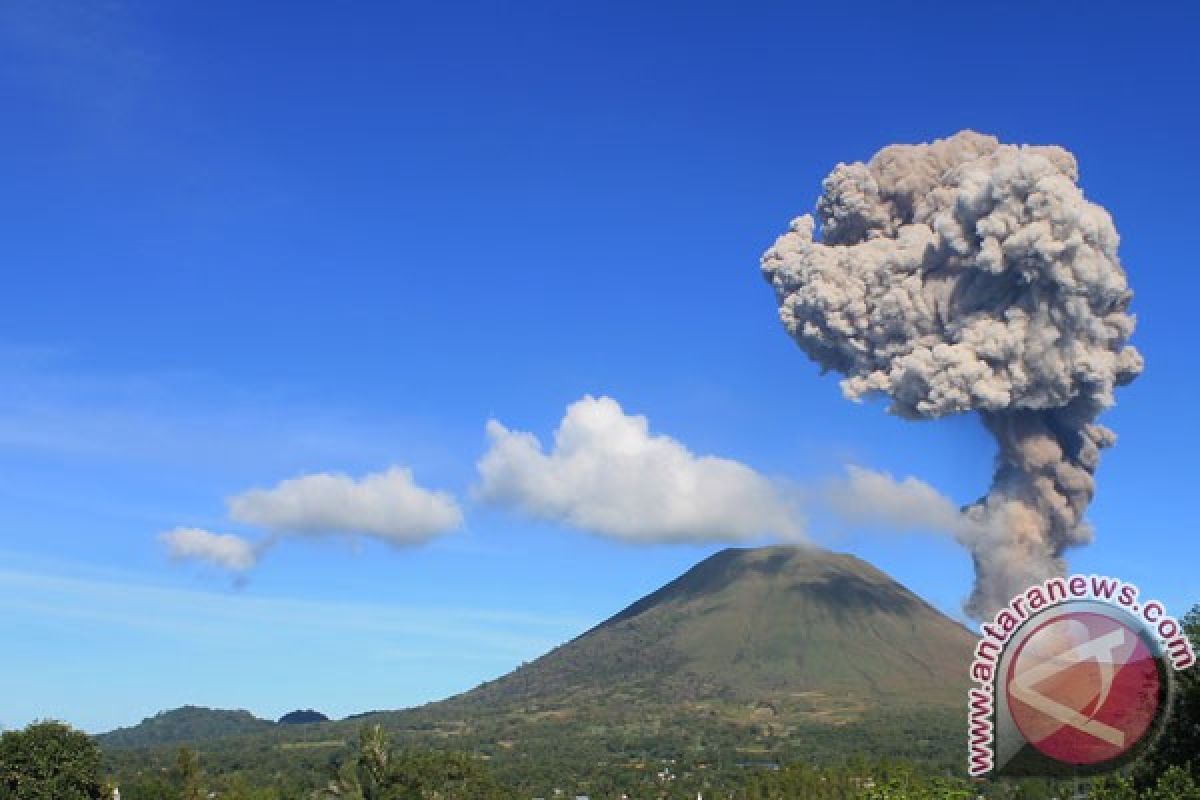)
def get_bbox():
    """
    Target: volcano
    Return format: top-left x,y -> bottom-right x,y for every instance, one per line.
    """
440,545 -> 976,721
100,546 -> 978,767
